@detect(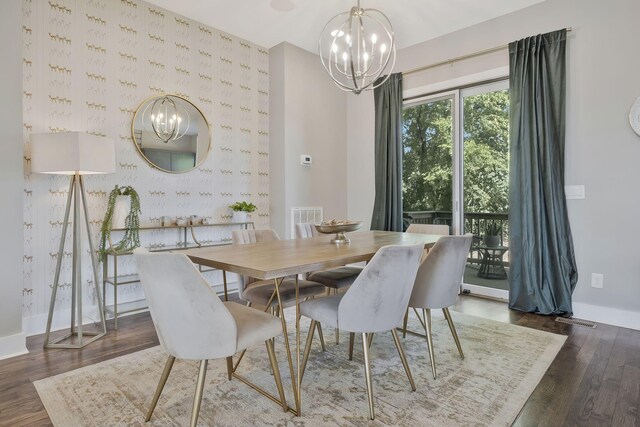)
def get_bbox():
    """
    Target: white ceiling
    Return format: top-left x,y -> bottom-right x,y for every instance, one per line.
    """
145,0 -> 546,52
